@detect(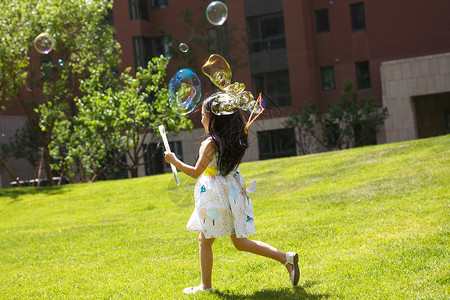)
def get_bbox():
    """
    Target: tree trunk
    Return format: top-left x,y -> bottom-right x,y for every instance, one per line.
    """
129,166 -> 138,178
0,156 -> 22,187
42,146 -> 55,186
17,94 -> 55,186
